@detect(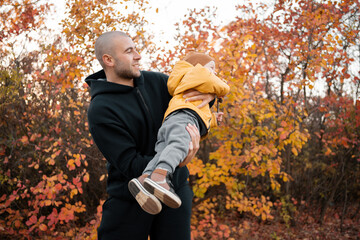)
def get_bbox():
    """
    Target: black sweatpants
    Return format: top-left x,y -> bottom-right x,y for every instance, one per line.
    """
98,182 -> 193,240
